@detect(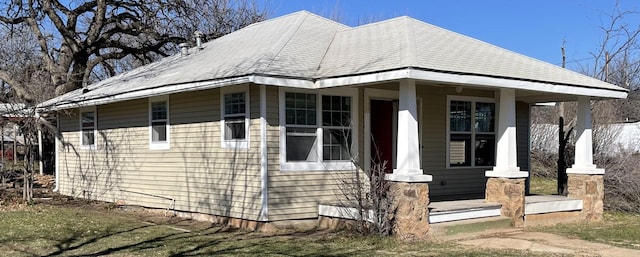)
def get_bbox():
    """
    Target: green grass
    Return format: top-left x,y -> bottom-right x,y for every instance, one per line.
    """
529,176 -> 557,195
0,203 -> 552,257
533,212 -> 640,250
